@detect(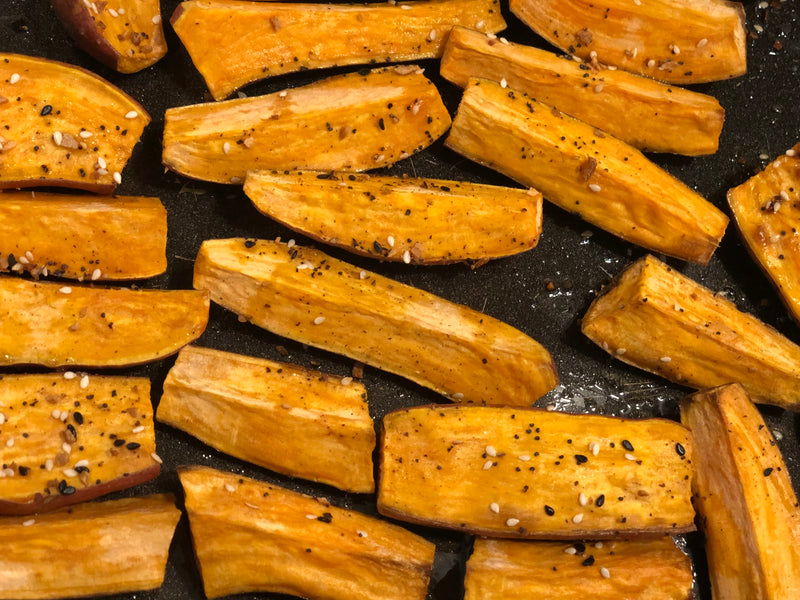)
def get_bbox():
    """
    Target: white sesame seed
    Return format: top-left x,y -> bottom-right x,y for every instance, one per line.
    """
97,156 -> 107,169
151,452 -> 163,464
74,459 -> 89,468
80,375 -> 89,389
25,251 -> 34,262
483,460 -> 493,470
51,409 -> 61,419
517,454 -> 530,461
53,131 -> 63,146
9,73 -> 20,84
402,250 -> 411,264
660,356 -> 672,363
62,442 -> 72,454
223,141 -> 231,154
313,316 -> 326,325
287,239 -> 296,248
0,413 -> 4,425
225,483 -> 236,492
588,184 -> 602,192
63,468 -> 78,477
89,268 -> 102,281
489,502 -> 500,513
305,514 -> 317,519
400,3 -> 411,8
594,83 -> 604,93
594,541 -> 604,548
118,7 -> 125,14
600,567 -> 611,578
132,425 -> 145,433
572,513 -> 584,523
633,0 -> 641,4
18,255 -> 29,265
625,453 -> 637,461
589,441 -> 600,456
500,77 -> 508,88
278,91 -> 288,98
2,468 -> 13,477
451,392 -> 464,400
112,172 -> 122,185
22,518 -> 35,526
340,376 -> 353,386
499,37 -> 509,45
387,235 -> 395,248
697,38 -> 708,48
475,20 -> 485,29
79,130 -> 93,139
787,148 -> 797,157
564,546 -> 577,554
45,459 -> 54,472
506,518 -> 519,527
152,15 -> 162,24
59,286 -> 72,294
427,29 -> 436,42
615,347 -> 626,356
647,59 -> 656,68
5,437 -> 14,448
780,190 -> 791,202
359,270 -> 368,280
63,371 -> 76,379
485,445 -> 497,457
230,176 -> 243,184
486,32 -> 497,40
579,492 -> 588,506
96,168 -> 108,176
60,410 -> 69,421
